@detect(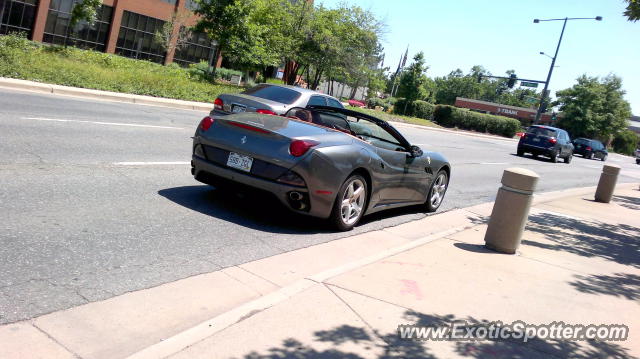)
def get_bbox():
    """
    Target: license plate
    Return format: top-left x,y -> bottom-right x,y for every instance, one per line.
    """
532,137 -> 540,142
232,105 -> 246,113
227,152 -> 253,172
